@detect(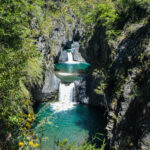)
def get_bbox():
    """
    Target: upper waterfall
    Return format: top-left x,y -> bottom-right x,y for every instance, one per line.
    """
67,52 -> 73,63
